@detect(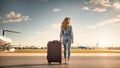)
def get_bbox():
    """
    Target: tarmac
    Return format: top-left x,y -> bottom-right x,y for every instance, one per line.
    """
0,53 -> 120,68
0,53 -> 120,56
